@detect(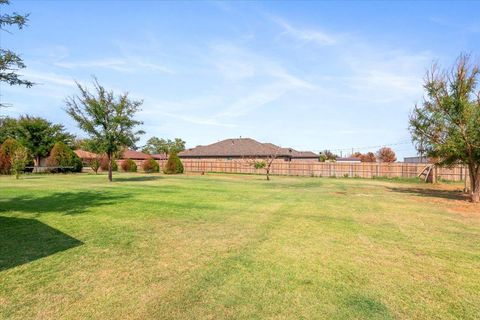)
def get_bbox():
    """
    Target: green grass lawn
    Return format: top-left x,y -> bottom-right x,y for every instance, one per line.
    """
1,173 -> 479,319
